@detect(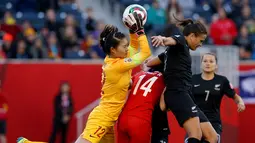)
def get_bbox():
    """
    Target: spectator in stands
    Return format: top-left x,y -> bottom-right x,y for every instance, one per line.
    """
61,15 -> 83,39
166,0 -> 182,24
31,37 -> 48,59
38,26 -> 50,46
147,0 -> 167,34
45,9 -> 61,35
210,8 -> 237,45
198,17 -> 212,44
47,32 -> 61,59
235,5 -> 254,29
16,21 -> 34,41
0,11 -> 21,39
240,5 -> 255,34
0,91 -> 7,143
85,33 -> 105,59
60,26 -> 79,58
91,19 -> 105,40
2,33 -> 14,58
227,0 -> 242,25
49,81 -> 73,143
234,25 -> 253,60
16,40 -> 30,59
85,7 -> 97,32
24,28 -> 37,48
